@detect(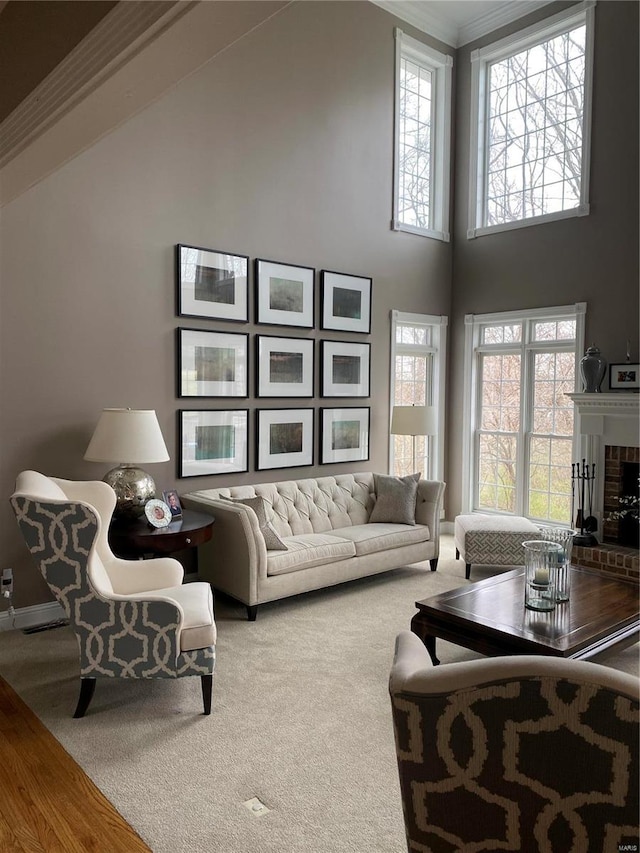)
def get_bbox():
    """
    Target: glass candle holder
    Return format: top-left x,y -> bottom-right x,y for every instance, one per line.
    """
523,540 -> 562,611
537,527 -> 574,602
